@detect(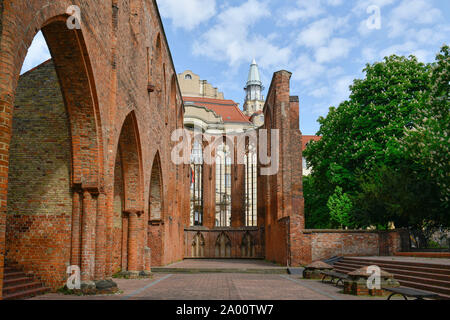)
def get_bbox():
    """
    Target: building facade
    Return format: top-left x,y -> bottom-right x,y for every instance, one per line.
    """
0,0 -> 405,300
